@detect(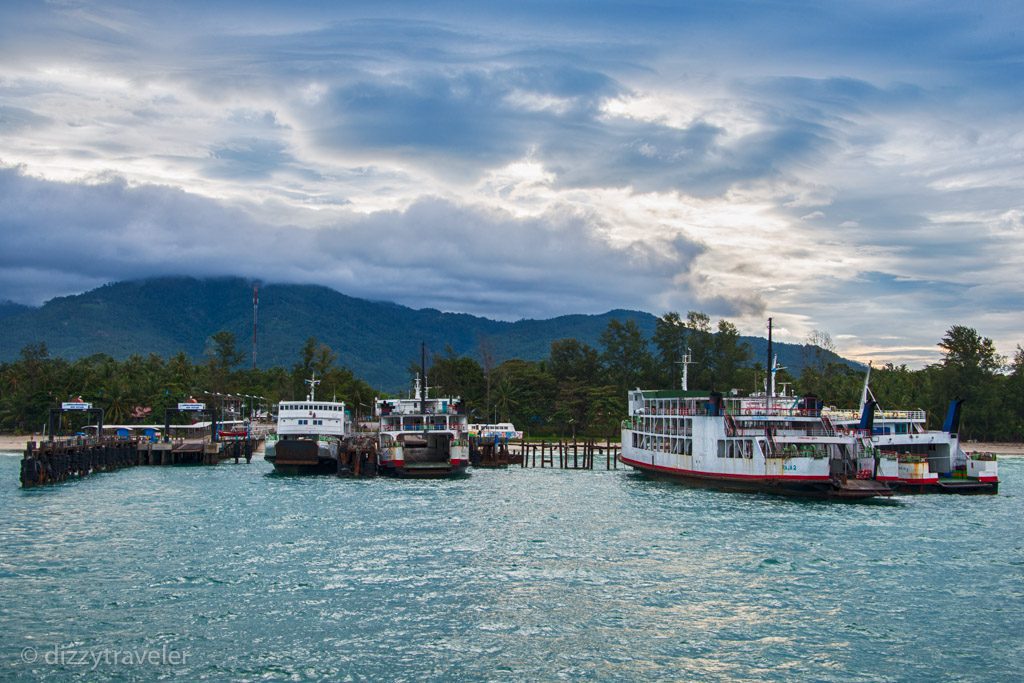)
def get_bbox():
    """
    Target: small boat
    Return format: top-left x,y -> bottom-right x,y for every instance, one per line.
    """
467,422 -> 523,441
264,374 -> 349,475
